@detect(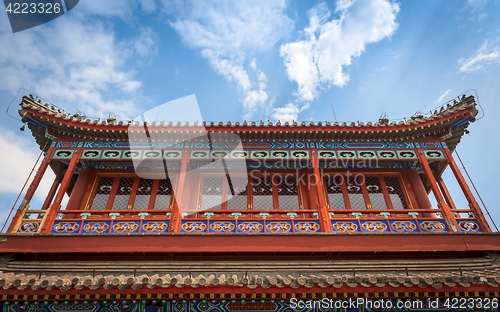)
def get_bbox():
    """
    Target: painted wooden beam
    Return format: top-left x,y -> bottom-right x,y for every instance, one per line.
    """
1,233 -> 499,254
